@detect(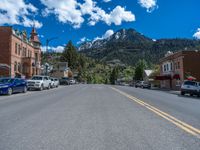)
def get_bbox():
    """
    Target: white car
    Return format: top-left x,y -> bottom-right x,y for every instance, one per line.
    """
50,78 -> 55,88
27,75 -> 51,91
54,78 -> 59,88
181,81 -> 200,97
69,79 -> 76,85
